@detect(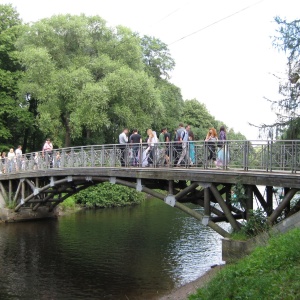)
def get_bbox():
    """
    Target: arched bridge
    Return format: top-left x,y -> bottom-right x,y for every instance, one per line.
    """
1,140 -> 300,238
